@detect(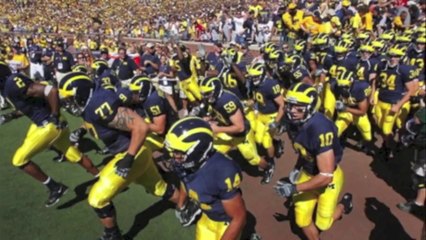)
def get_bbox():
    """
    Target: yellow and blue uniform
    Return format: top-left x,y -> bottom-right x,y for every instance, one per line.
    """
356,57 -> 379,82
374,62 -> 417,135
253,78 -> 281,149
209,90 -> 260,166
3,73 -> 82,167
83,88 -> 169,209
173,55 -> 202,102
95,69 -> 120,91
290,112 -> 344,231
181,151 -> 243,240
142,90 -> 178,151
324,54 -> 359,120
331,79 -> 372,141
